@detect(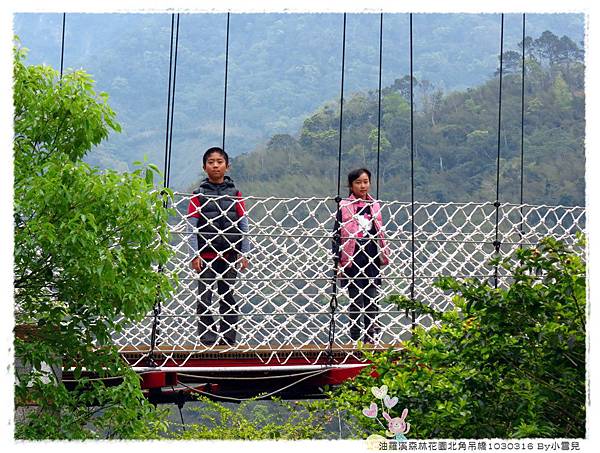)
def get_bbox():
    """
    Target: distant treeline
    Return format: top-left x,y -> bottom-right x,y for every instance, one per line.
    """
227,30 -> 584,206
14,14 -> 584,191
